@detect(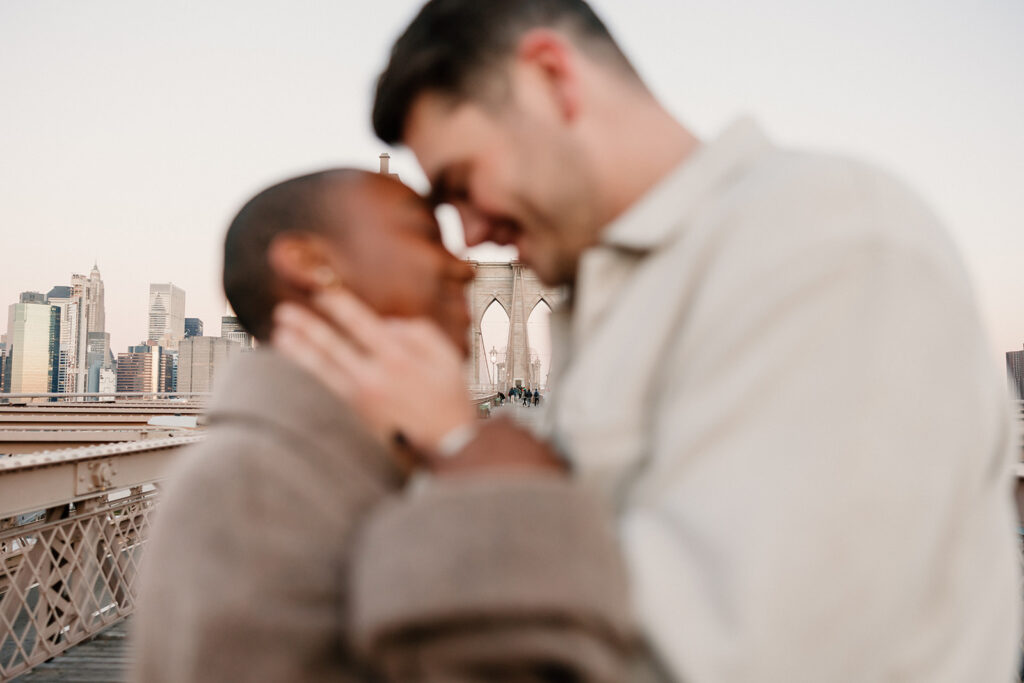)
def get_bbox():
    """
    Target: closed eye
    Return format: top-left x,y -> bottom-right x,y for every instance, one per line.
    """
428,166 -> 470,207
